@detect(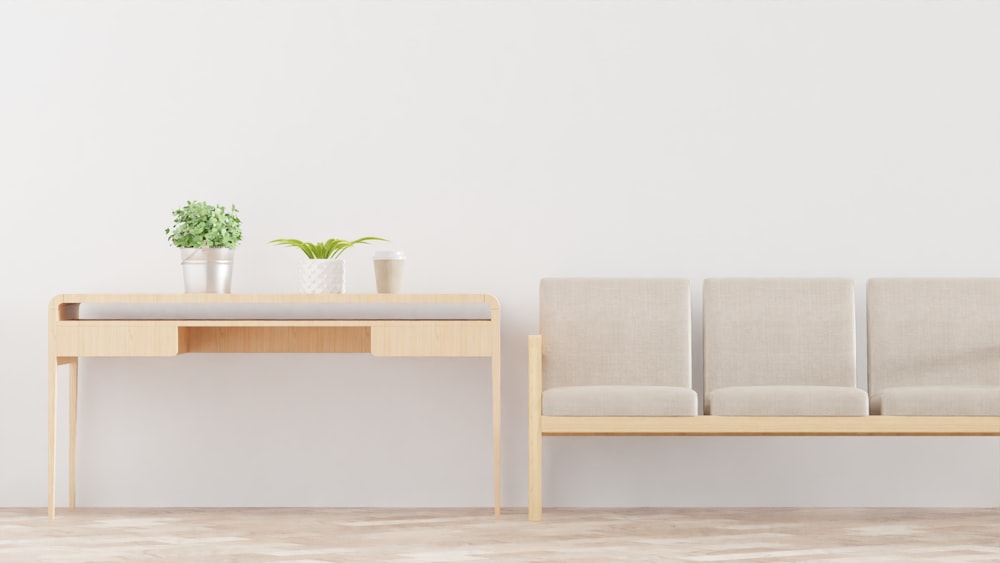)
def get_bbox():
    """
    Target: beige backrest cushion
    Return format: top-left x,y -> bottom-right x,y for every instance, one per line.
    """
539,278 -> 692,390
703,278 -> 857,397
867,278 -> 1000,398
